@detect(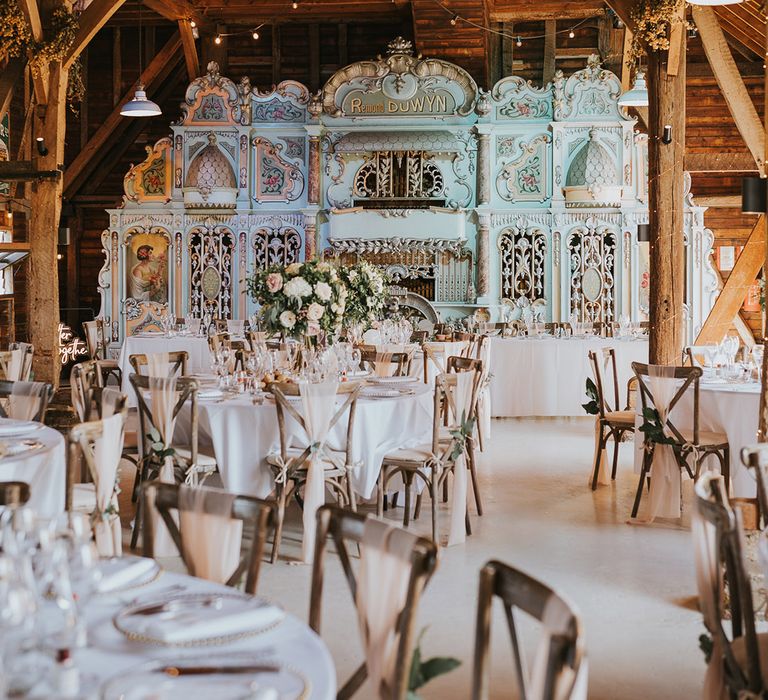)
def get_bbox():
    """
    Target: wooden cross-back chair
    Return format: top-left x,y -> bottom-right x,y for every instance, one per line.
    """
410,330 -> 428,344
631,362 -> 730,519
128,350 -> 188,378
309,506 -> 438,700
358,346 -> 413,377
587,349 -> 636,491
266,380 -> 362,563
82,319 -> 121,385
66,406 -> 128,512
0,342 -> 34,381
0,481 -> 30,507
377,371 -> 481,543
445,355 -> 484,515
129,373 -> 217,547
684,345 -> 715,368
0,380 -> 52,422
142,481 -> 275,595
740,445 -> 768,529
472,559 -> 585,700
694,474 -> 766,698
